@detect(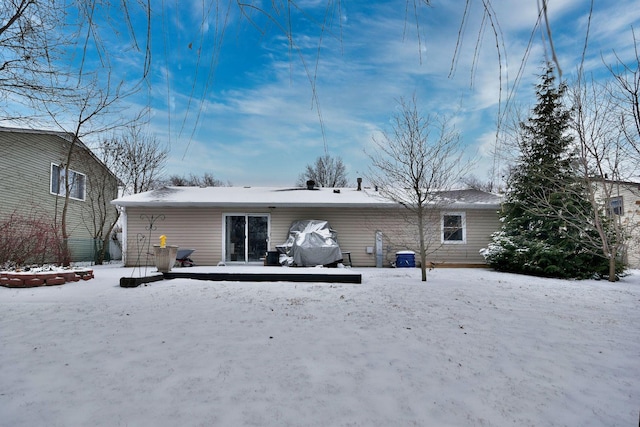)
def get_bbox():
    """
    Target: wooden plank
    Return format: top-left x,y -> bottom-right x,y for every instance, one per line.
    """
163,271 -> 362,284
120,274 -> 165,288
